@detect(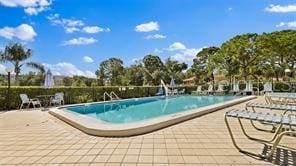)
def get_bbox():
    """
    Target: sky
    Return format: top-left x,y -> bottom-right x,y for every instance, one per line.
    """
0,0 -> 295,78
